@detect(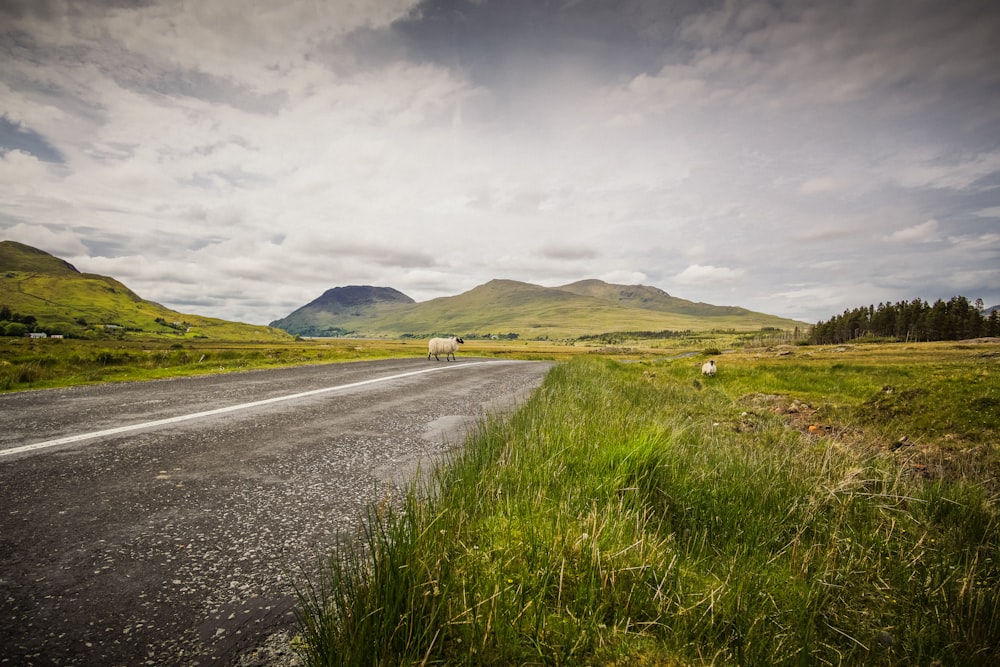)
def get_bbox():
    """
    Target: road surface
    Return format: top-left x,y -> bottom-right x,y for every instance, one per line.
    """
0,357 -> 553,666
